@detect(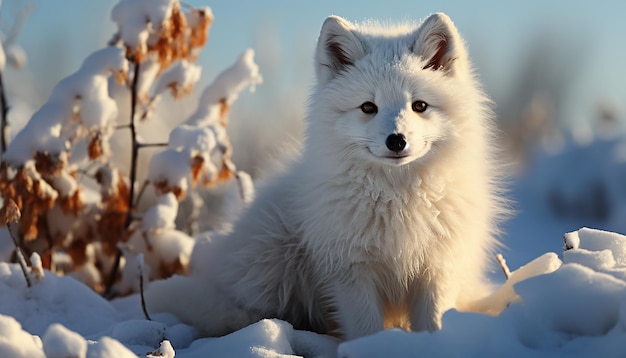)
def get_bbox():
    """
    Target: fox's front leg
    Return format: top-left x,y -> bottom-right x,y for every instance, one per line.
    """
408,276 -> 452,332
331,267 -> 384,340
